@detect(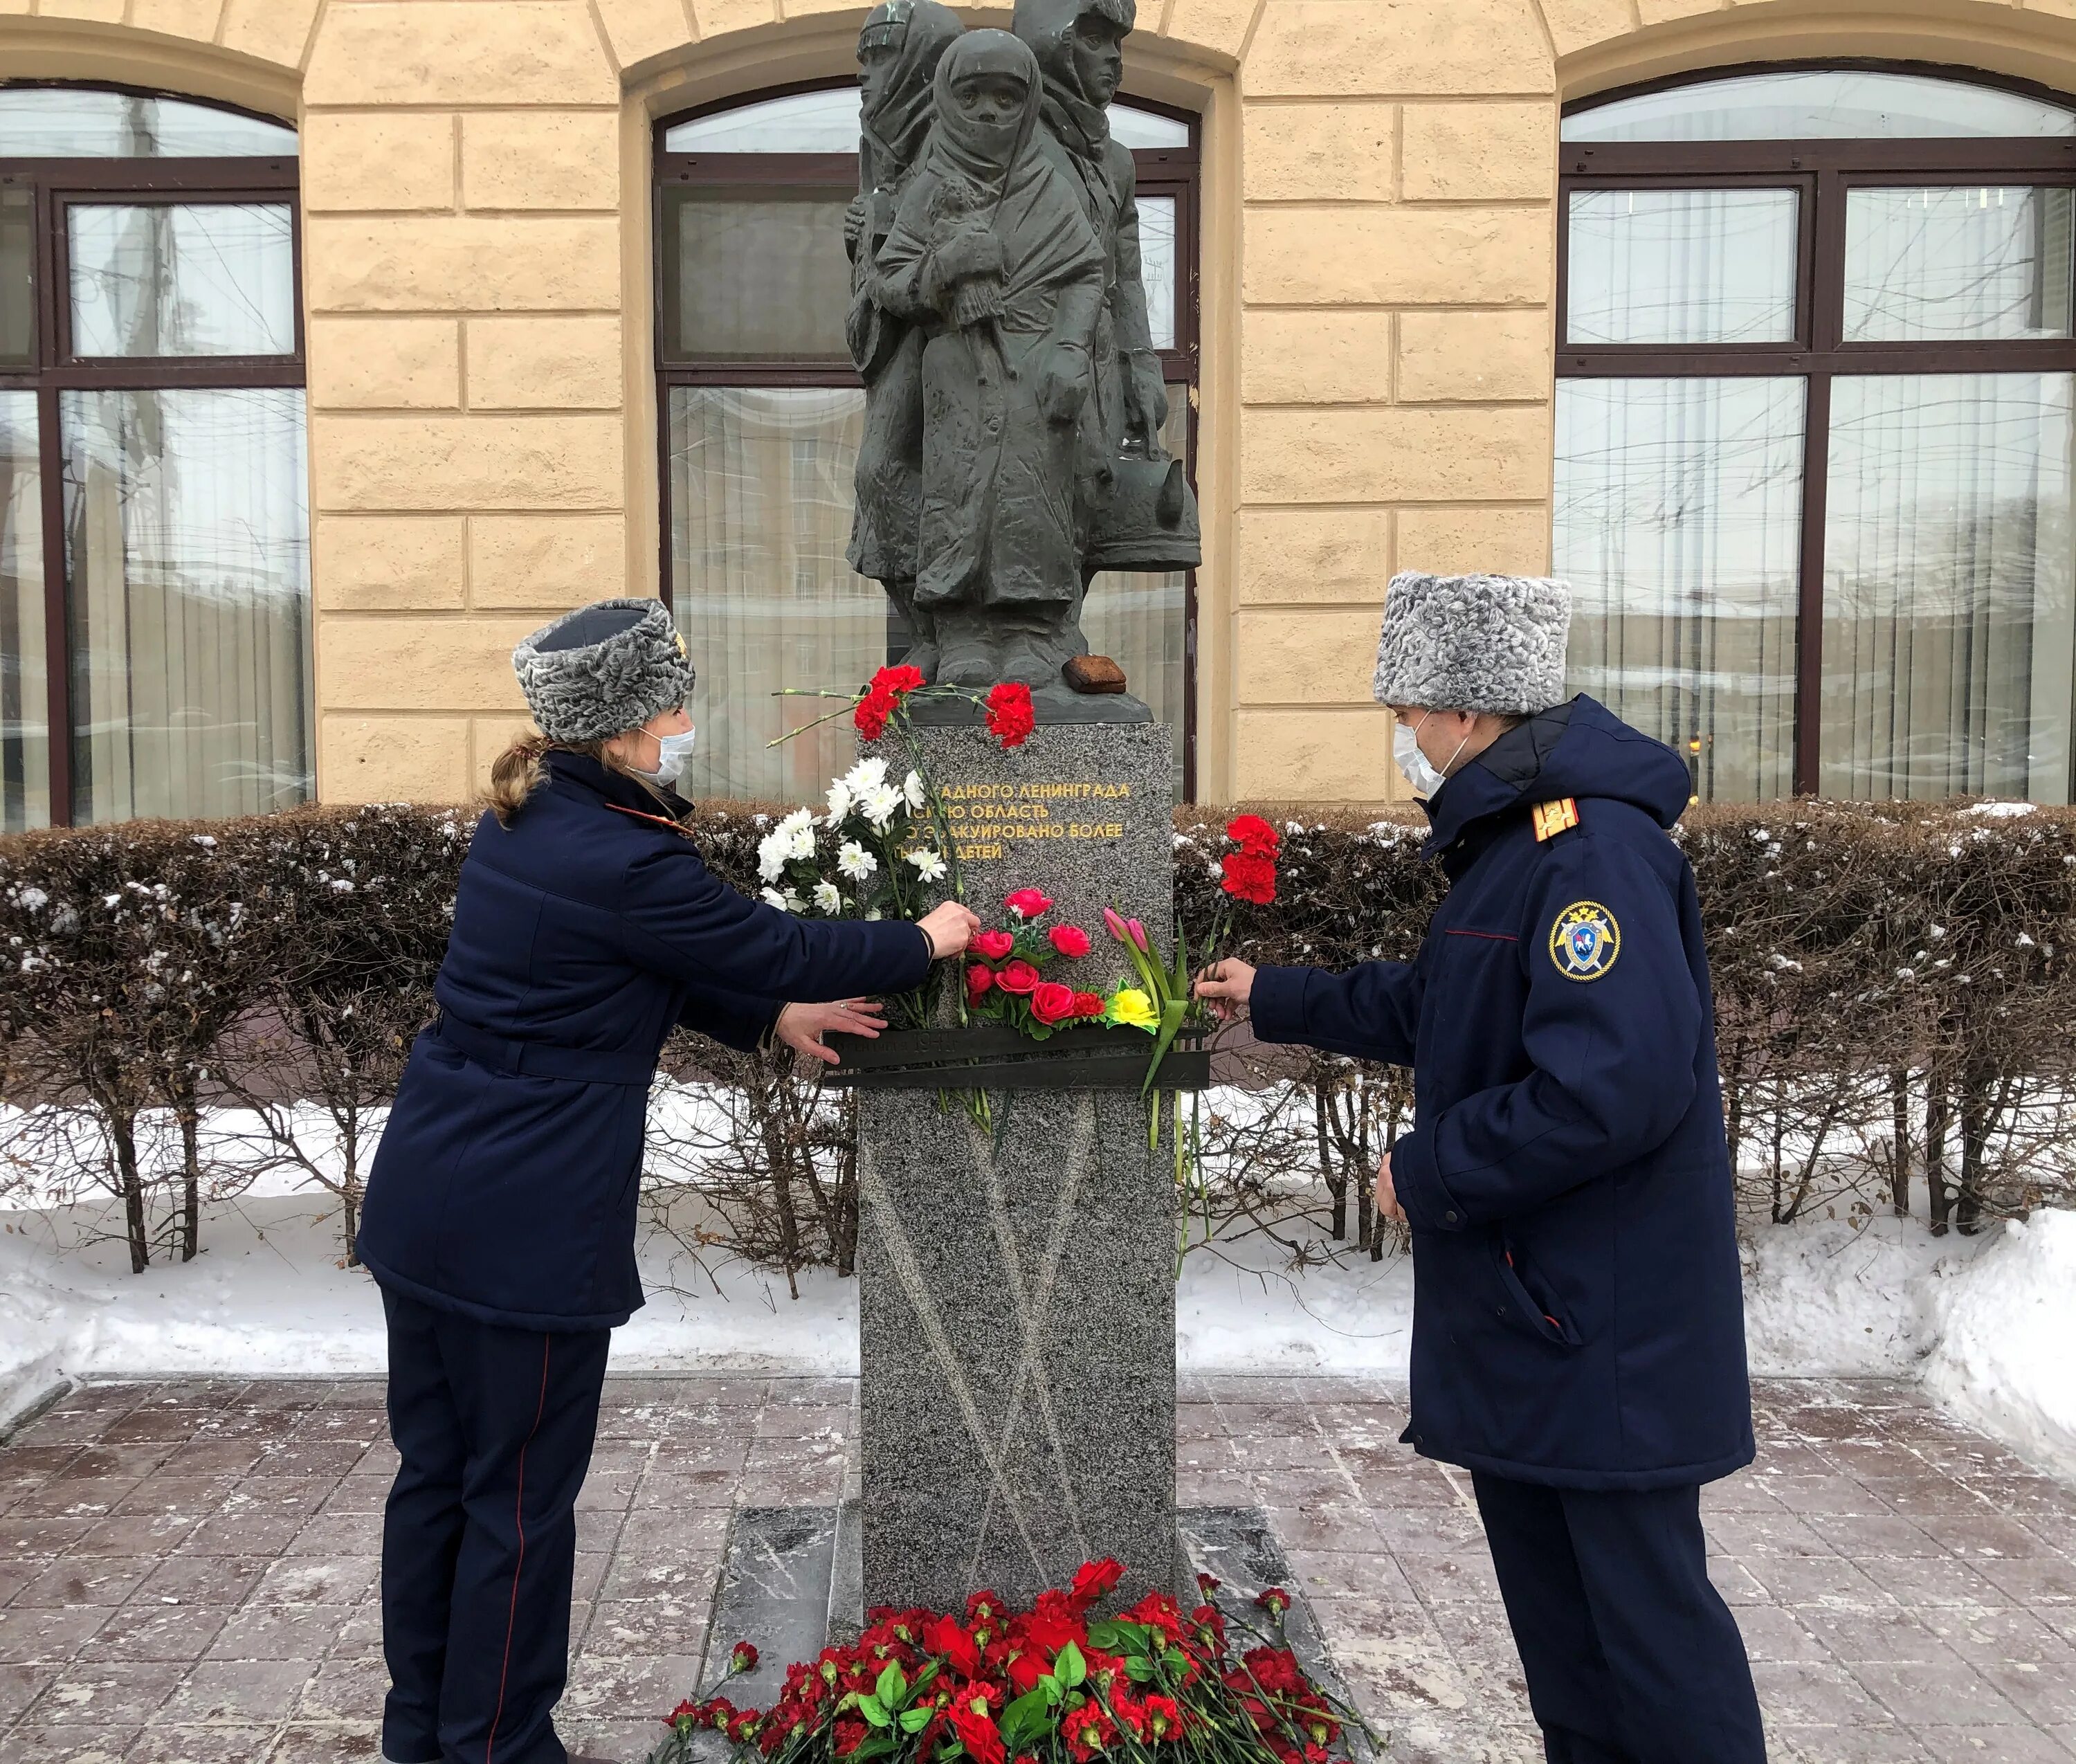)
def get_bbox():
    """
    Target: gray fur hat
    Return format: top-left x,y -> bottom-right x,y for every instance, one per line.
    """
1372,572 -> 1572,716
513,598 -> 695,743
